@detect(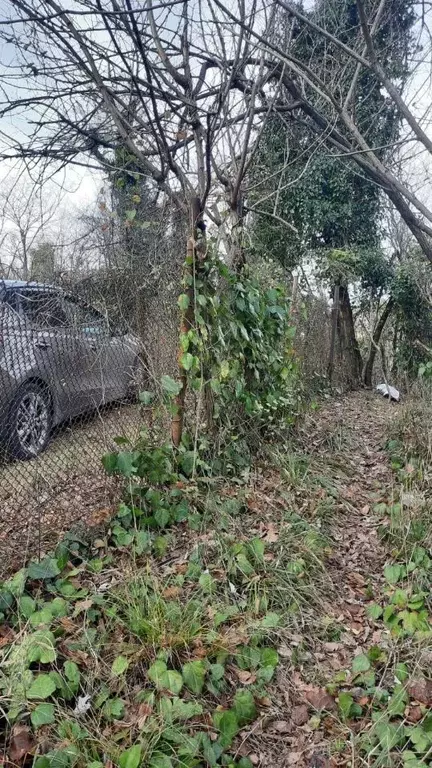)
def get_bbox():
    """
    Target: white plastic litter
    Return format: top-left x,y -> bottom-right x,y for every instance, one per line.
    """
376,383 -> 400,402
74,695 -> 92,715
